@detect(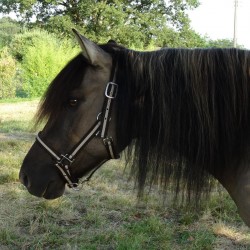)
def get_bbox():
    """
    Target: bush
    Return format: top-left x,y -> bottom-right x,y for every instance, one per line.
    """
10,29 -> 57,61
11,29 -> 79,97
0,47 -> 17,99
0,17 -> 21,49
